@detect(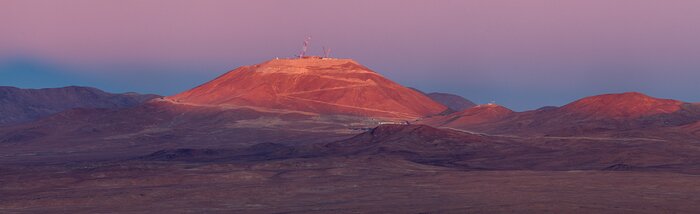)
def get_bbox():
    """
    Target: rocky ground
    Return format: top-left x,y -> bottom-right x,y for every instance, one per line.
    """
1,156 -> 699,213
2,124 -> 700,213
